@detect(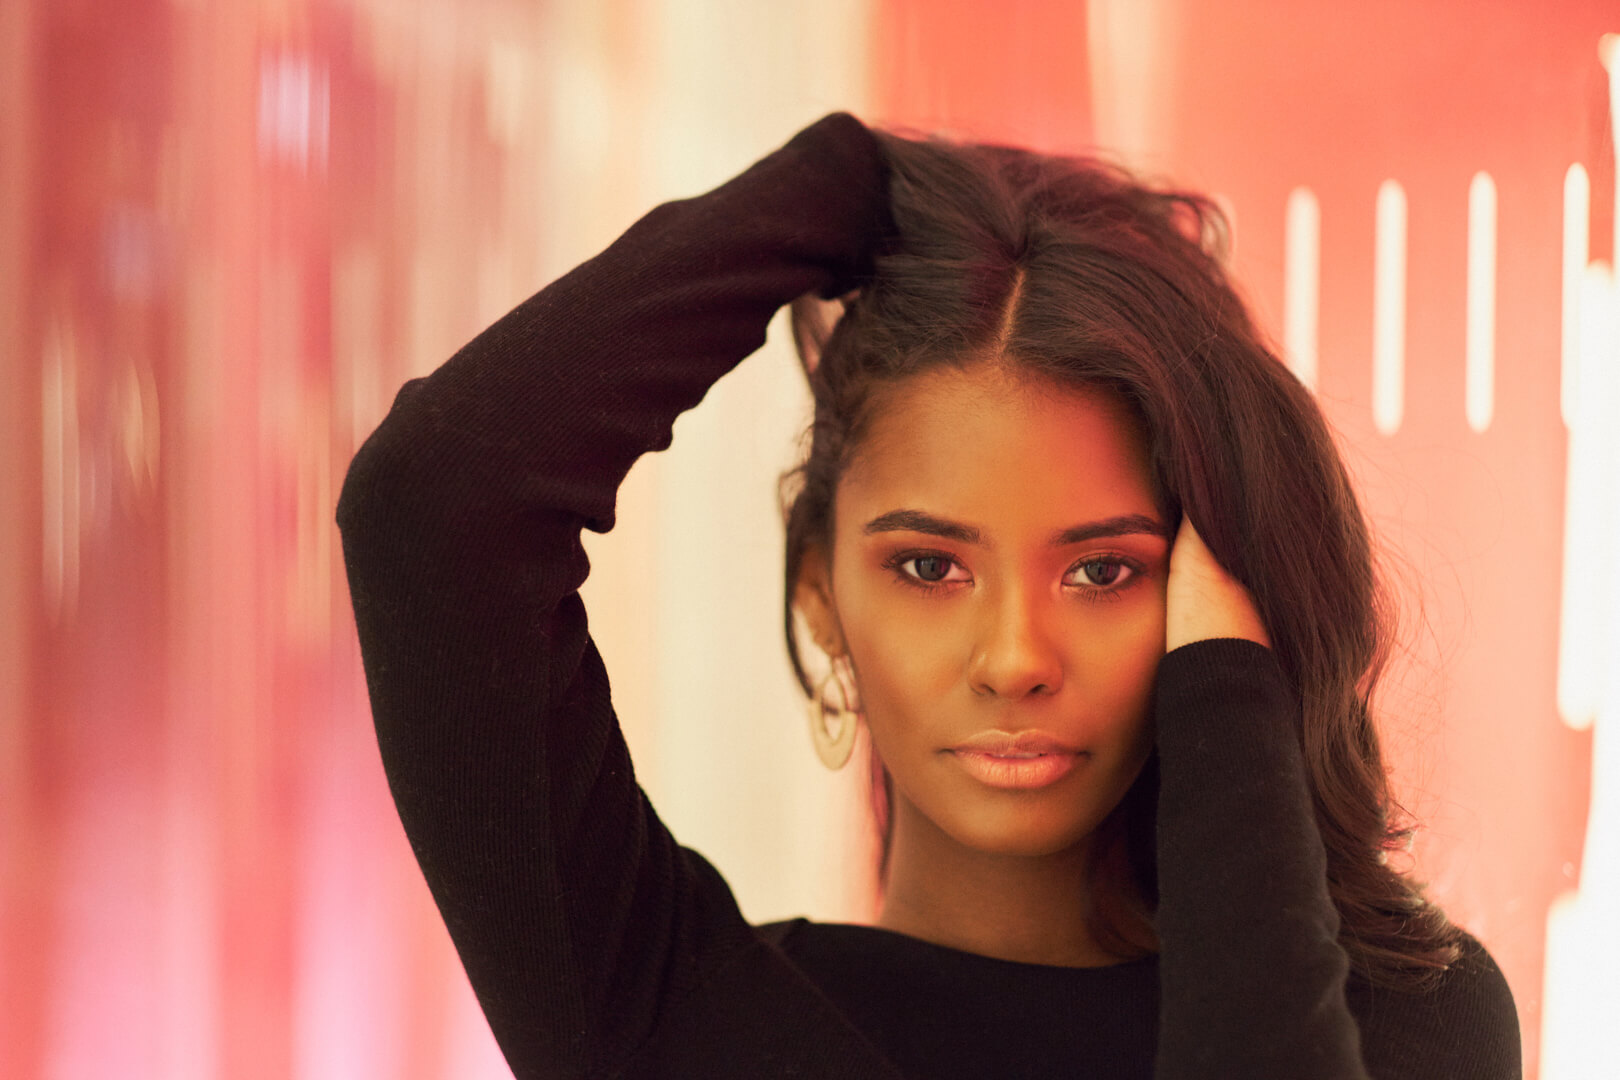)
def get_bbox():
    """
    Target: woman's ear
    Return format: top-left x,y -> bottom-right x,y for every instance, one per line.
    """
792,542 -> 844,655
